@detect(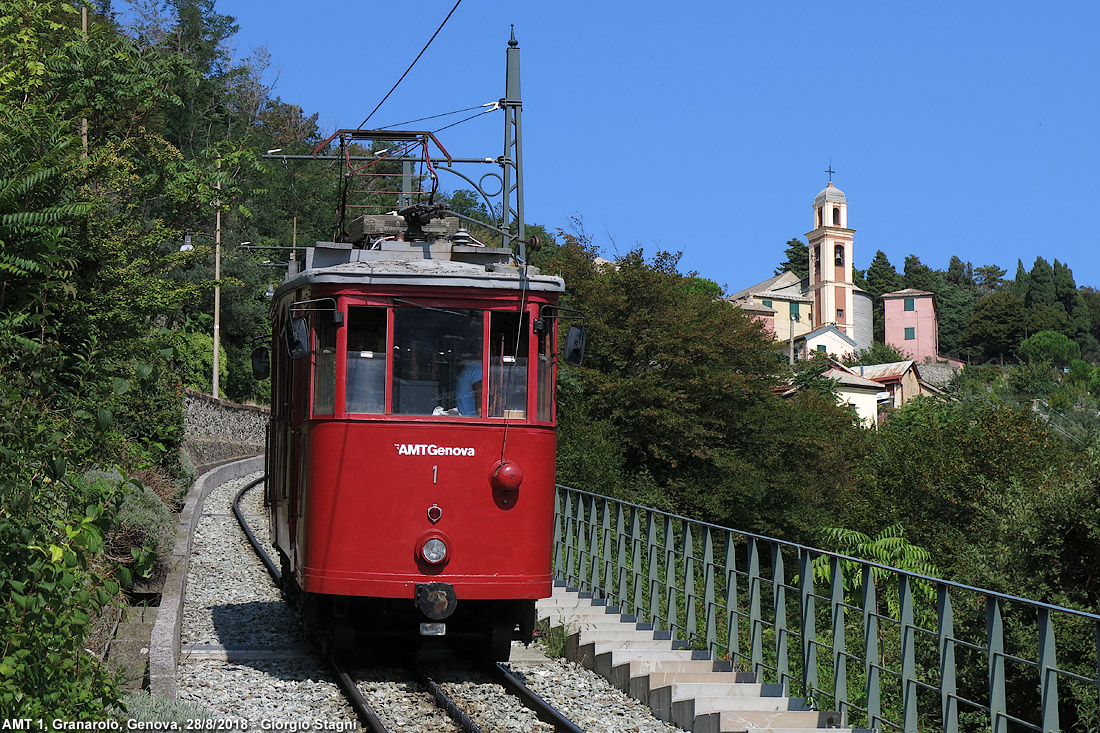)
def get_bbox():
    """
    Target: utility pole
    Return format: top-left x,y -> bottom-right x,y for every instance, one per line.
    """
212,166 -> 222,398
789,313 -> 796,365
